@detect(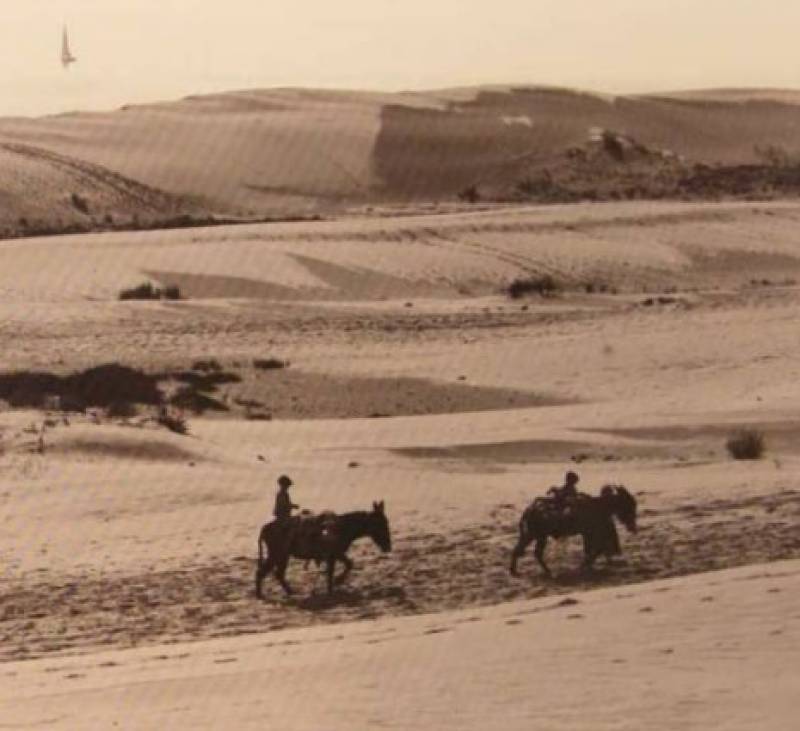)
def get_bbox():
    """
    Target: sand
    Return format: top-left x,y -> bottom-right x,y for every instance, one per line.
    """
3,85 -> 800,228
1,198 -> 799,727
1,561 -> 797,730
